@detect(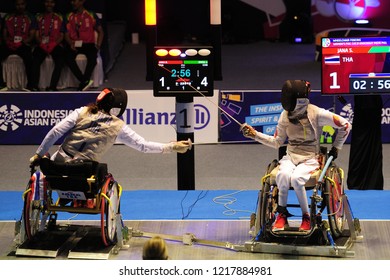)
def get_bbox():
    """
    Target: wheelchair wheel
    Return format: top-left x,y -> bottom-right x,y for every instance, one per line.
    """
23,190 -> 44,240
100,179 -> 120,246
258,159 -> 279,232
325,165 -> 345,238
